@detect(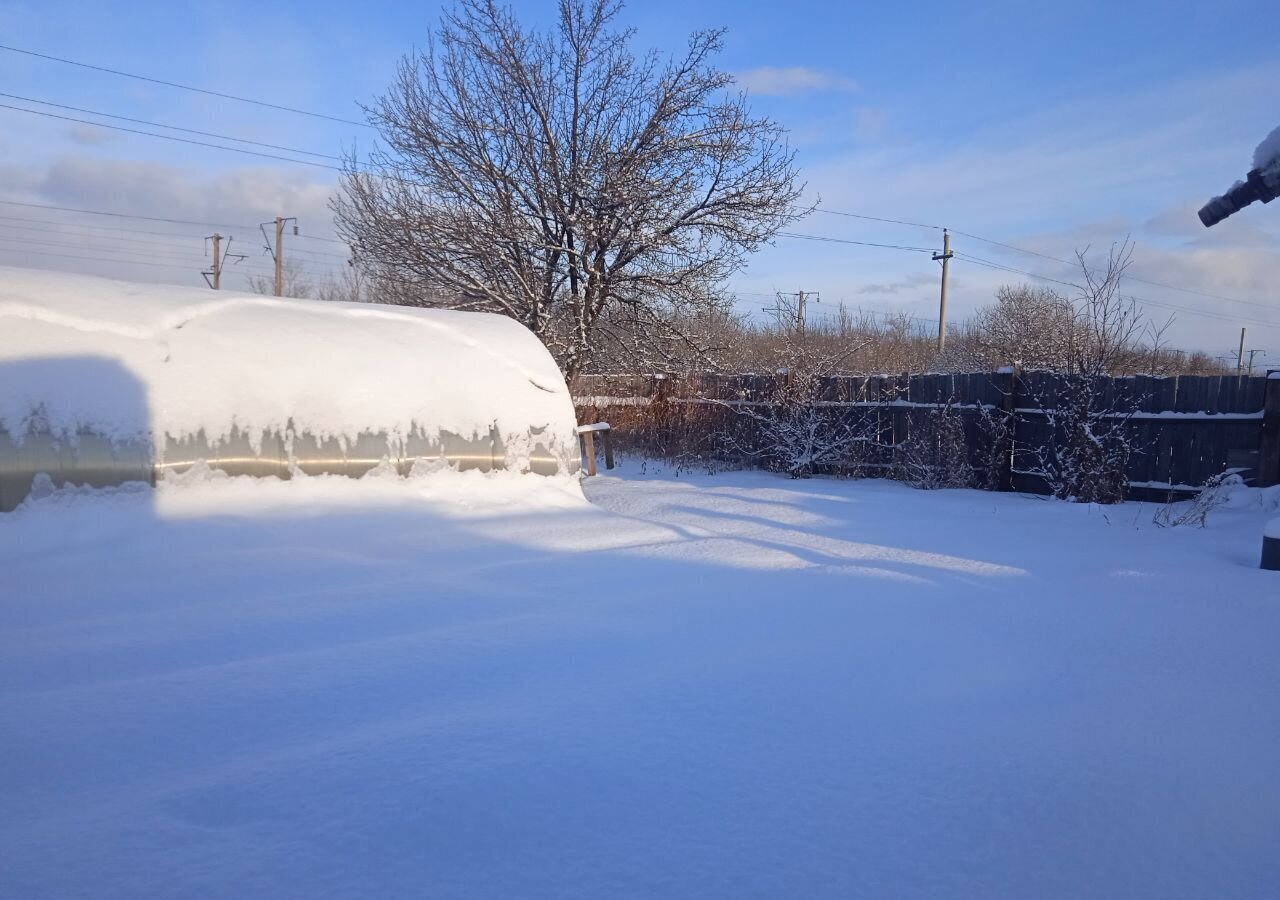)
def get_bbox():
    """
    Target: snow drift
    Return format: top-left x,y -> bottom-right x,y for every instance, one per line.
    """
0,267 -> 579,510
